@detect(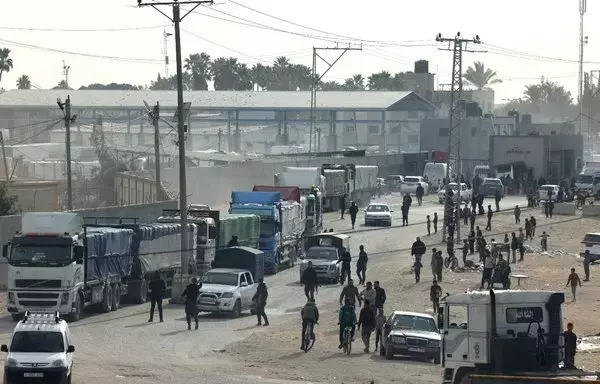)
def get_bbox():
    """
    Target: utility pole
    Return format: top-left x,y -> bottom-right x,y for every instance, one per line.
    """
56,96 -> 74,211
436,32 -> 483,242
217,128 -> 222,152
589,70 -> 600,153
163,28 -> 173,78
309,43 -> 362,153
138,0 -> 213,277
578,0 -> 587,135
0,132 -> 9,181
152,102 -> 161,200
62,61 -> 71,89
